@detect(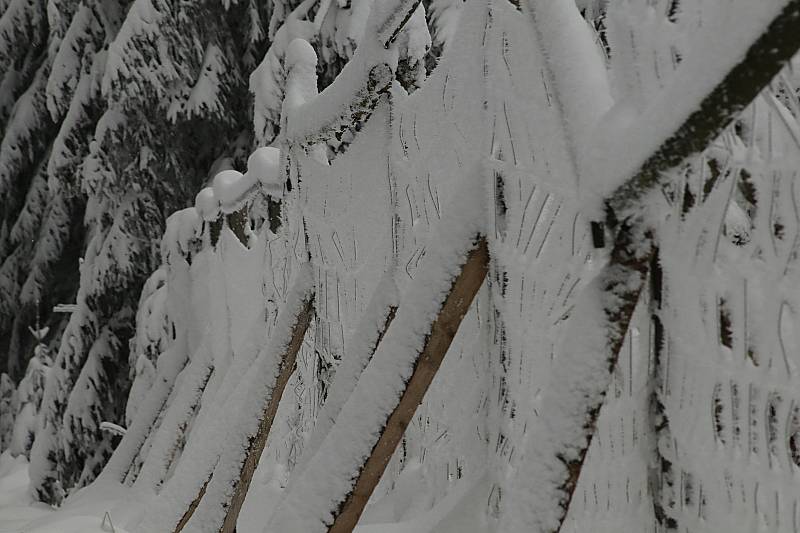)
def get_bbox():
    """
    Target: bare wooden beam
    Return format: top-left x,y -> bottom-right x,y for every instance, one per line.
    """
608,0 -> 800,219
326,237 -> 489,533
